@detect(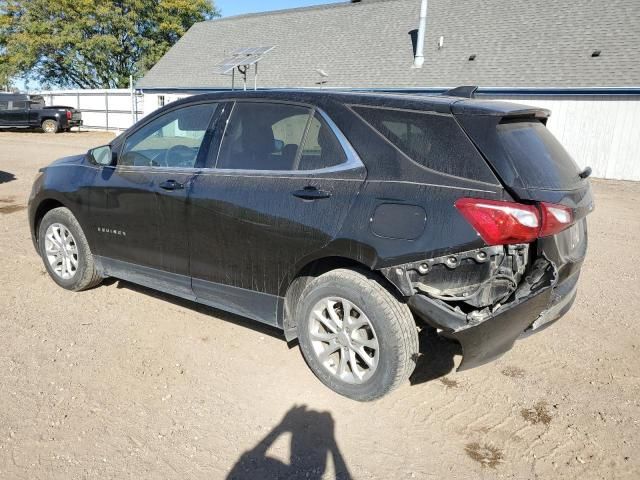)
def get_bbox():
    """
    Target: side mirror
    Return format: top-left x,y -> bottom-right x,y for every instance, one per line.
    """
273,139 -> 285,153
88,145 -> 116,166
